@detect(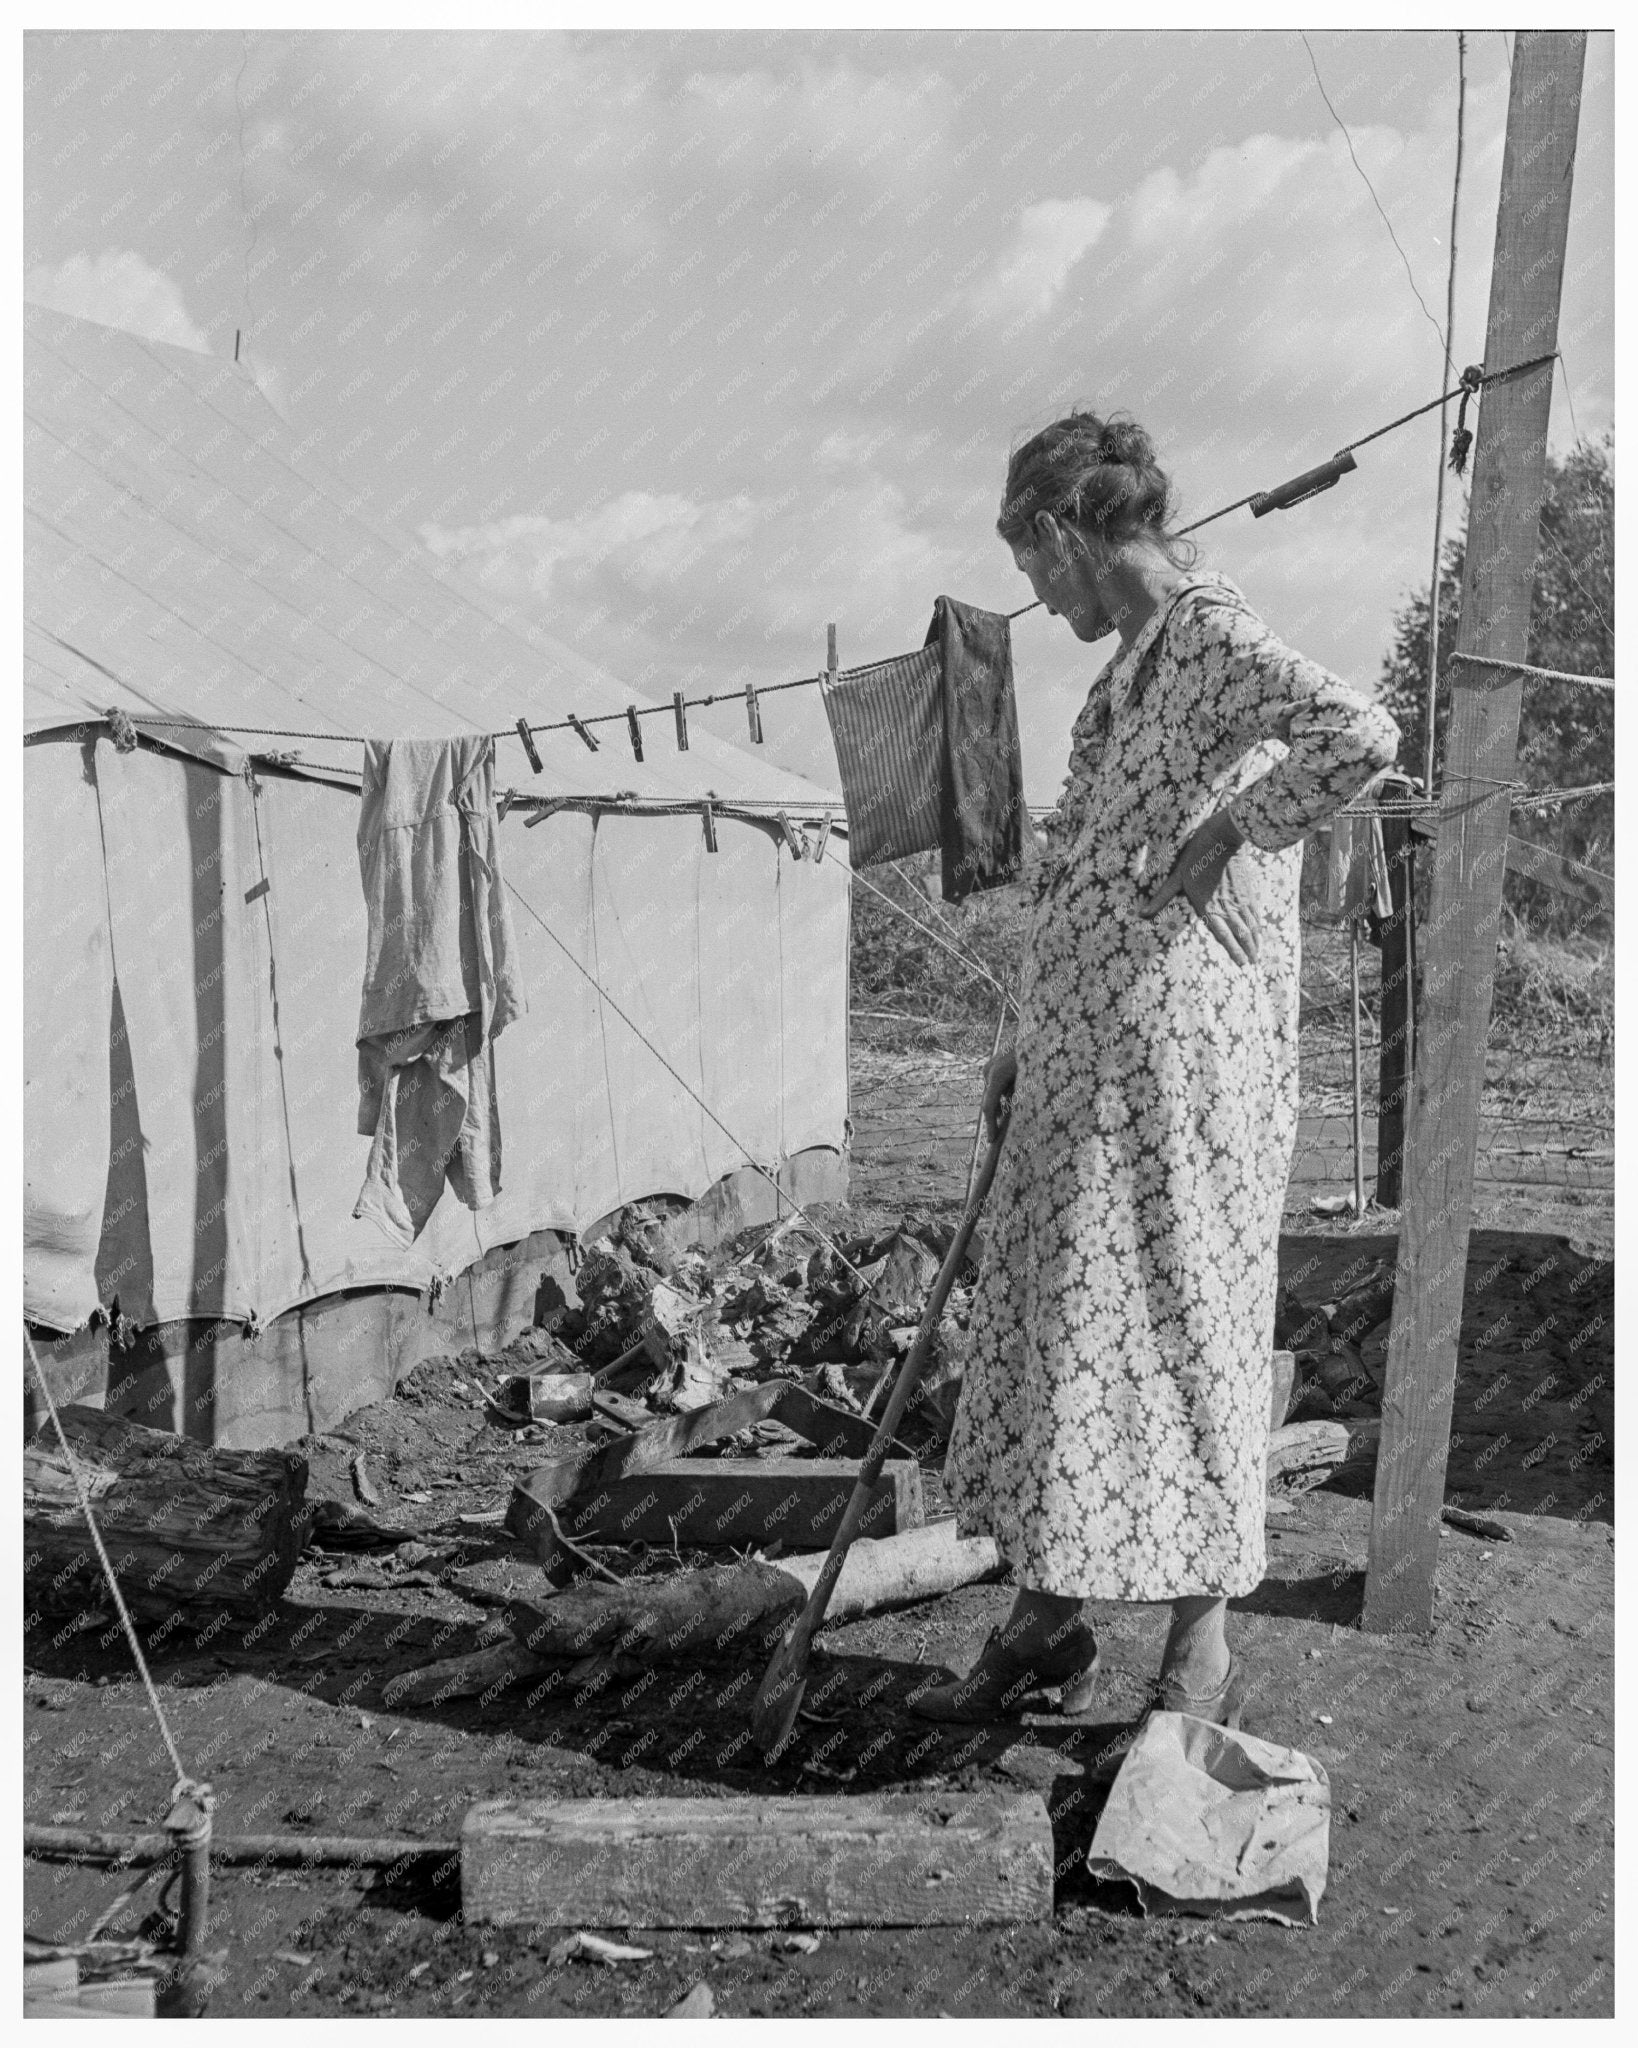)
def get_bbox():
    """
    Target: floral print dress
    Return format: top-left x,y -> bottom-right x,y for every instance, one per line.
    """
944,573 -> 1399,1601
